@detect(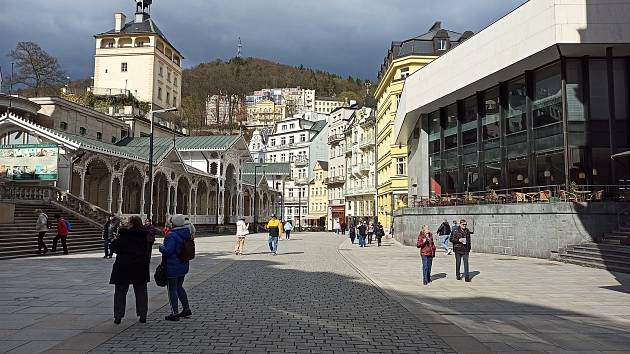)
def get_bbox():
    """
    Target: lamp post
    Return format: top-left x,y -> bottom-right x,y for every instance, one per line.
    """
253,164 -> 267,232
147,107 -> 178,222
